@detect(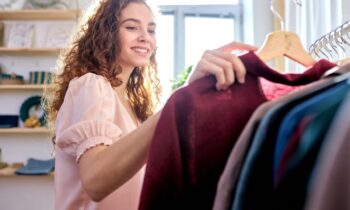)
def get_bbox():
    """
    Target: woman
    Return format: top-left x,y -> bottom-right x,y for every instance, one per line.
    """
44,0 -> 257,209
